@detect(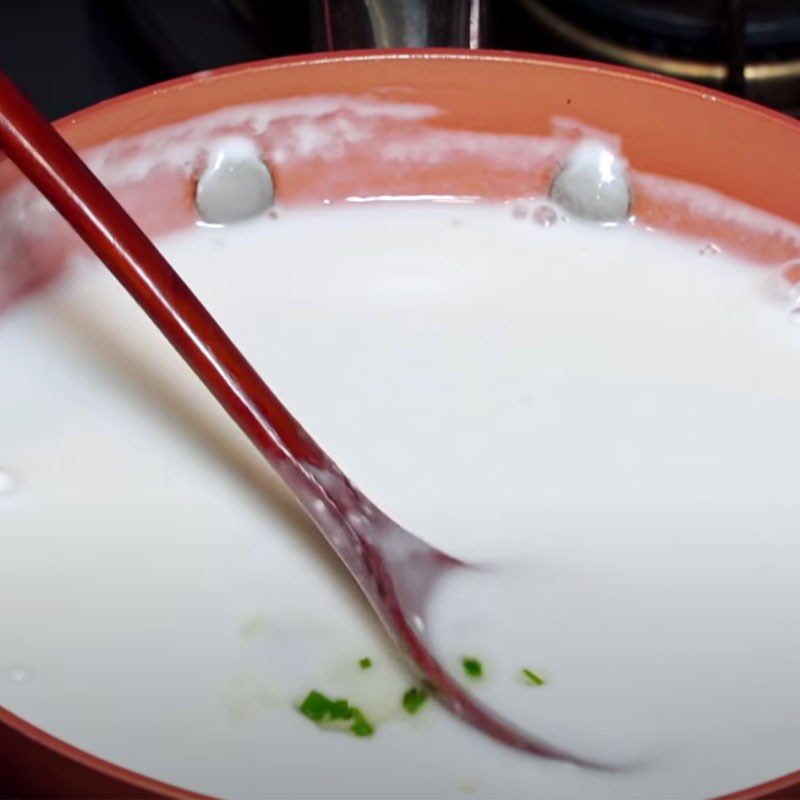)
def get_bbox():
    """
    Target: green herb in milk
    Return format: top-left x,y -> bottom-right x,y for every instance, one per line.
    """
298,690 -> 375,737
462,657 -> 484,679
402,686 -> 428,714
521,668 -> 546,686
